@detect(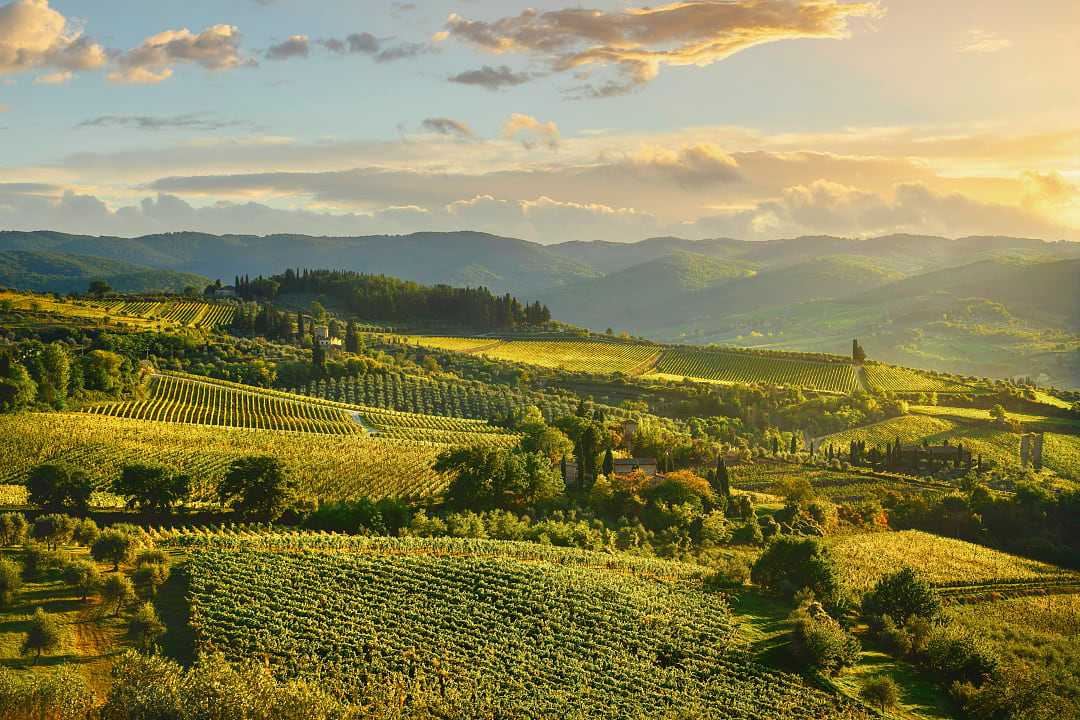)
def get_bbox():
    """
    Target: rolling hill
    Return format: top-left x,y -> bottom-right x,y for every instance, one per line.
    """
0,250 -> 209,294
